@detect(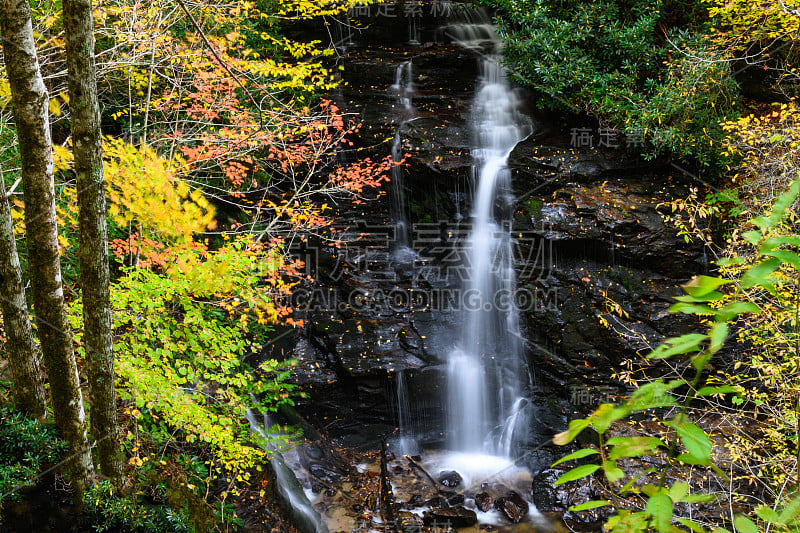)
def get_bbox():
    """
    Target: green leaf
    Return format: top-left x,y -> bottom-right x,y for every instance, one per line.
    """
677,518 -> 710,533
552,448 -> 598,467
554,464 -> 600,485
649,334 -> 707,359
740,257 -> 781,289
683,276 -> 729,298
603,460 -> 625,483
761,235 -> 800,249
668,482 -> 689,502
763,179 -> 800,228
691,351 -> 713,372
762,250 -> 800,270
618,469 -> 657,494
673,422 -> 712,465
674,291 -> 725,303
569,500 -> 610,512
554,418 -> 591,445
716,302 -> 759,322
733,515 -> 758,533
590,403 -> 630,433
683,493 -> 717,504
669,302 -> 716,315
755,506 -> 780,523
608,437 -> 666,461
777,496 -> 800,524
696,385 -> 740,397
646,491 -> 673,532
709,322 -> 729,354
626,380 -> 682,410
